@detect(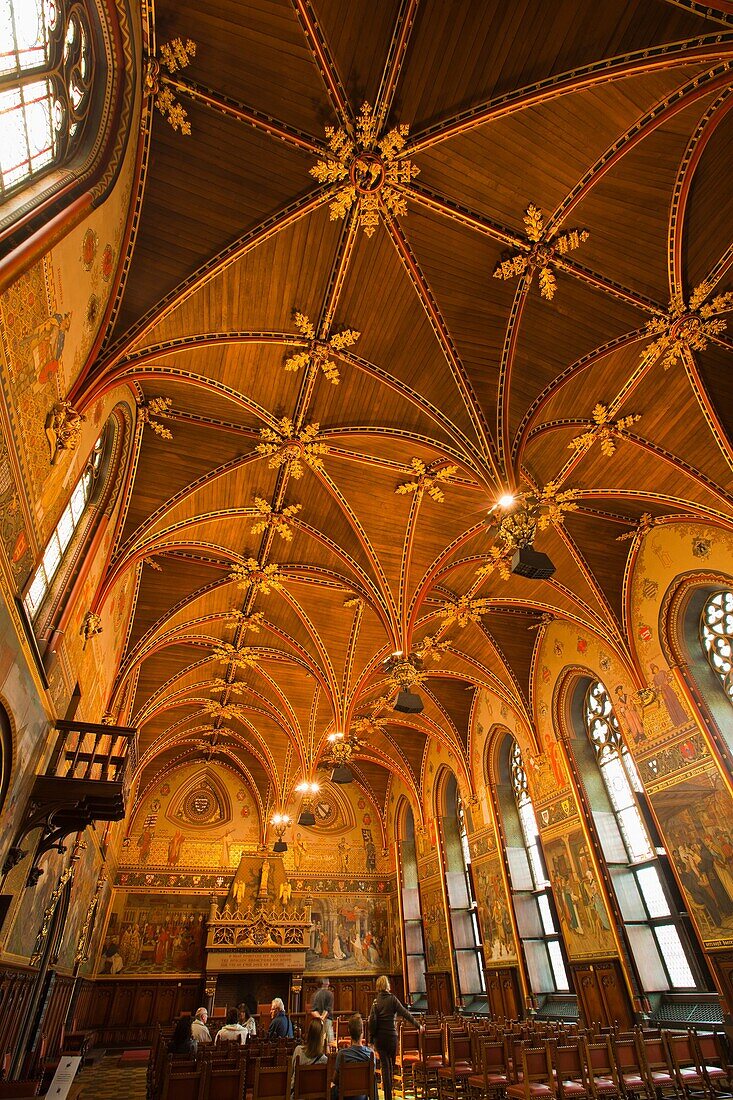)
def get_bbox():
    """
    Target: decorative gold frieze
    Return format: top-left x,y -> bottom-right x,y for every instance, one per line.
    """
138,396 -> 174,439
493,204 -> 589,300
207,904 -> 311,950
310,102 -> 419,237
251,497 -> 302,542
569,403 -> 641,458
642,282 -> 733,370
285,312 -> 360,385
229,558 -> 285,595
45,402 -> 85,464
439,594 -> 491,628
395,458 -> 458,503
256,419 -> 328,479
